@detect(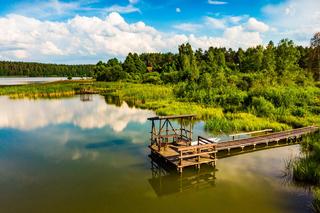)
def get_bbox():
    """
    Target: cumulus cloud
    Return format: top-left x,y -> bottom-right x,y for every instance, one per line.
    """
263,0 -> 320,45
0,12 -> 264,63
246,18 -> 269,32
